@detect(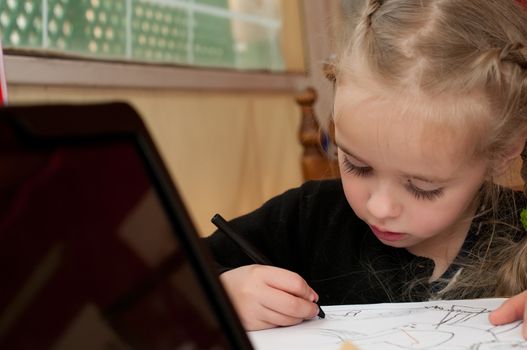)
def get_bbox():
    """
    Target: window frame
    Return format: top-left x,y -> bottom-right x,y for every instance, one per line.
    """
3,0 -> 332,94
5,51 -> 308,91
